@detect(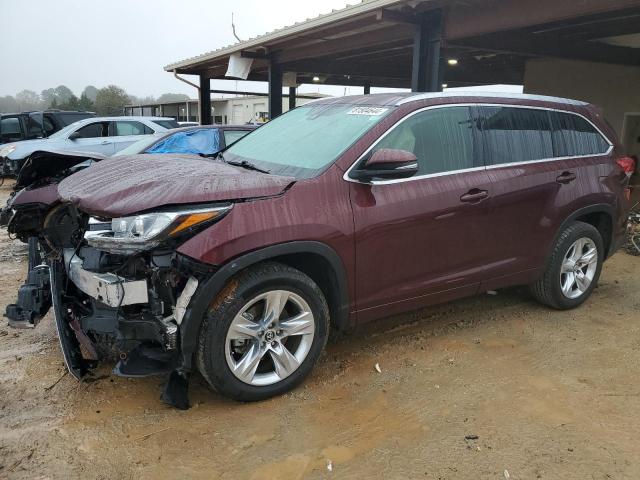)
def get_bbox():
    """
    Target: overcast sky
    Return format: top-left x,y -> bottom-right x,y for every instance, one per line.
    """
0,0 -> 365,98
0,0 -> 521,100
